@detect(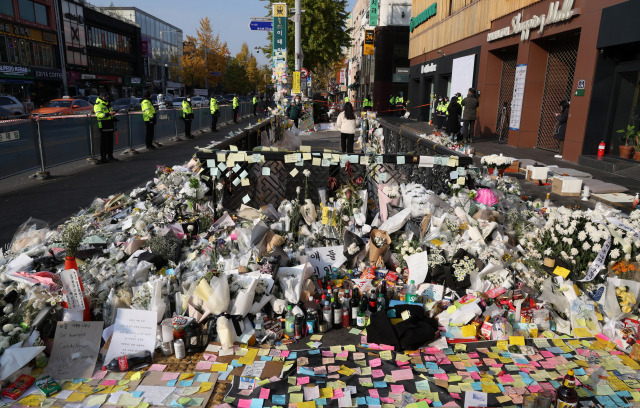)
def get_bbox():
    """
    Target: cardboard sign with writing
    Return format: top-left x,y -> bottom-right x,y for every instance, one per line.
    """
305,246 -> 347,277
46,321 -> 103,379
104,309 -> 157,364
